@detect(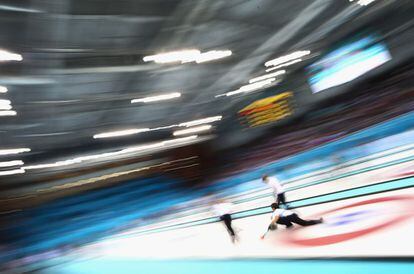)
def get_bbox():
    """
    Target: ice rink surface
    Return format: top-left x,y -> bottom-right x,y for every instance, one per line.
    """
42,152 -> 414,274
